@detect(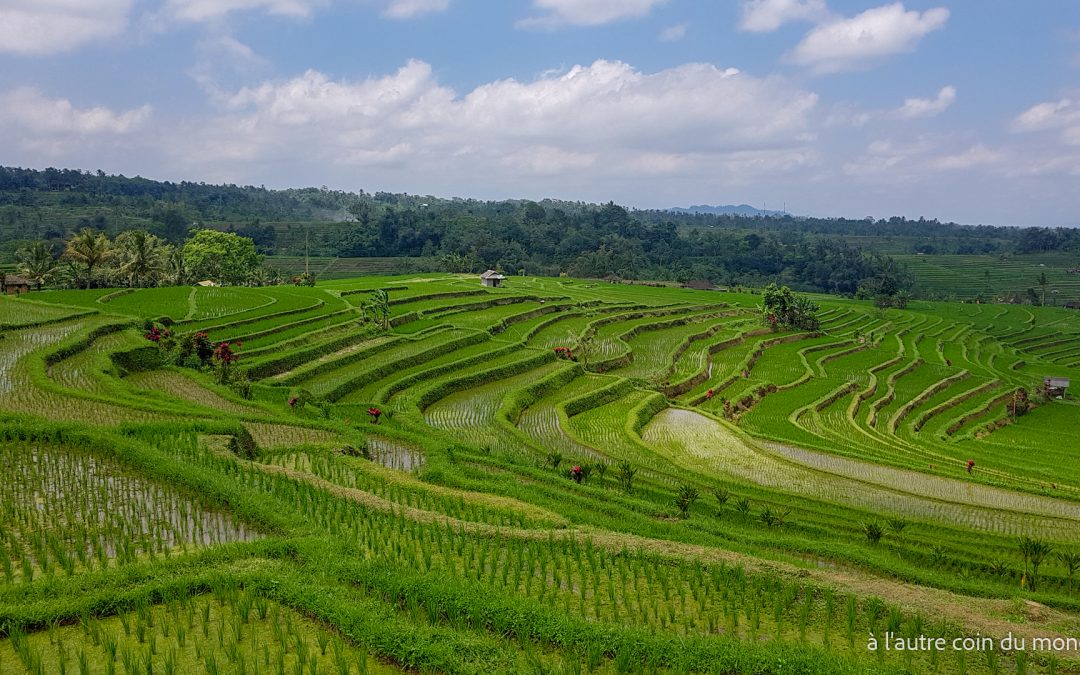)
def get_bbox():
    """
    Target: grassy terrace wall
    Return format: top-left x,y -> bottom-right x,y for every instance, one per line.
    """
1,275 -> 1079,675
